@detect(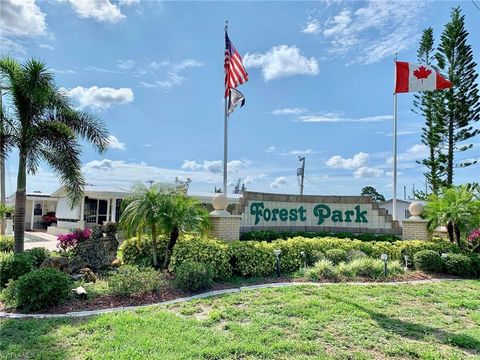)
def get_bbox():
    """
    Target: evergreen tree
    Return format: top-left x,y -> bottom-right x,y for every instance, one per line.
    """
413,28 -> 447,194
436,7 -> 480,185
360,186 -> 385,202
